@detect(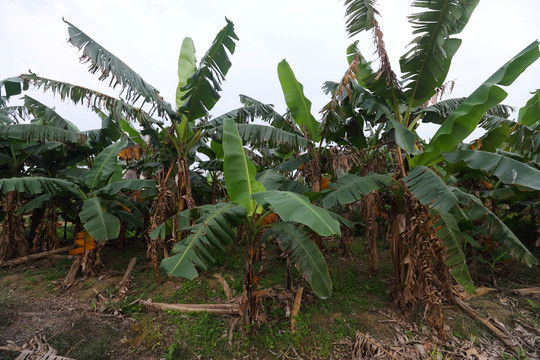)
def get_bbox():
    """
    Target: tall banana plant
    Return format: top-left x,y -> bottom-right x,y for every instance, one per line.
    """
152,118 -> 340,325
3,19 -> 241,272
335,0 -> 539,326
